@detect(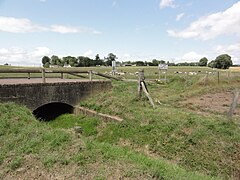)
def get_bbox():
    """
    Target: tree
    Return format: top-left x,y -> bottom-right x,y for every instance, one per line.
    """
208,60 -> 216,68
77,56 -> 93,67
51,55 -> 61,66
199,57 -> 208,66
62,56 -> 78,67
95,54 -> 100,61
67,56 -> 78,67
159,60 -> 166,64
42,56 -> 51,68
94,54 -> 104,66
152,59 -> 160,66
135,61 -> 145,66
105,53 -> 117,66
62,56 -> 69,65
215,54 -> 232,69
